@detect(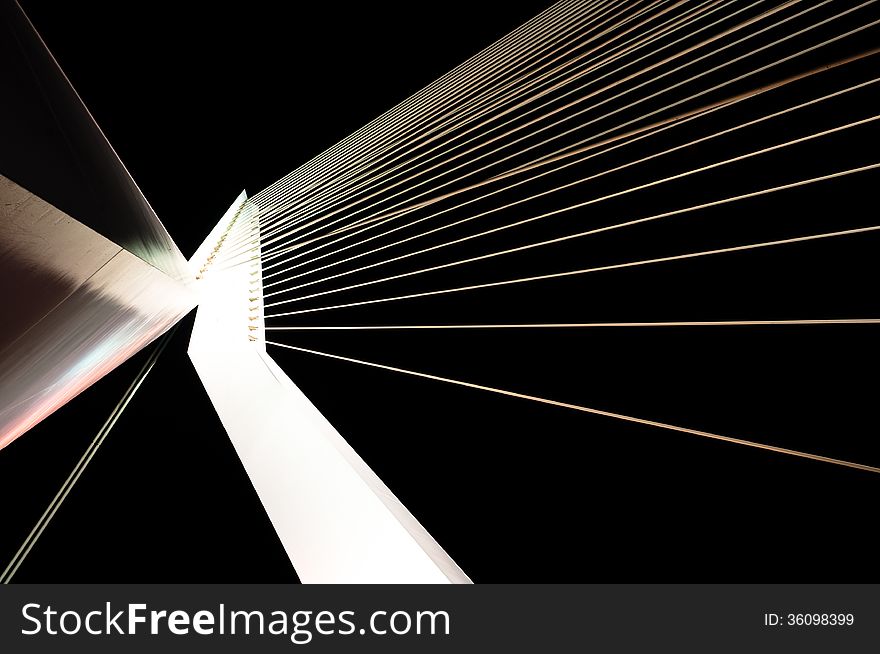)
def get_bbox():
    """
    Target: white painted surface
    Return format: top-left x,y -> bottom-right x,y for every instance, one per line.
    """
188,194 -> 469,584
